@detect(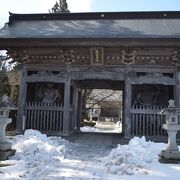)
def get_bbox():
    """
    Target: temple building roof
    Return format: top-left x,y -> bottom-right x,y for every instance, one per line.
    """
0,11 -> 180,39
